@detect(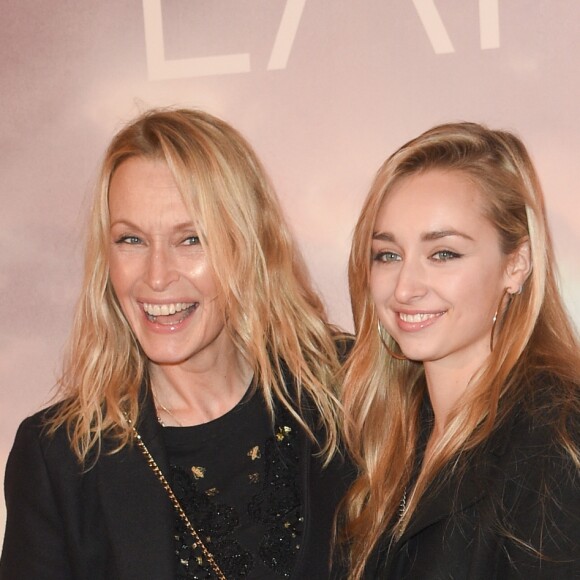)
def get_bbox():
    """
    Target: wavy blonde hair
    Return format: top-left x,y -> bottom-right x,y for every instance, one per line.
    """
341,122 -> 580,578
49,108 -> 342,464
